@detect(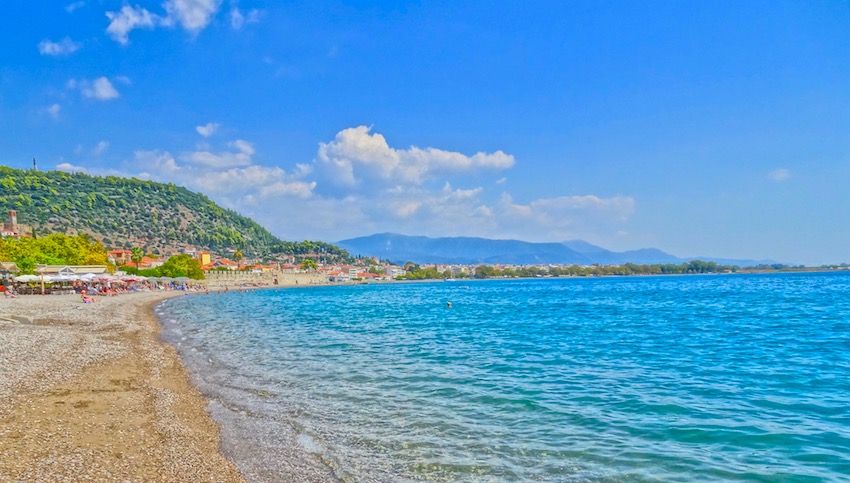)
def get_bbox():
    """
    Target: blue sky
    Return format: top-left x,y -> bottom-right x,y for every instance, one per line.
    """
2,1 -> 849,265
